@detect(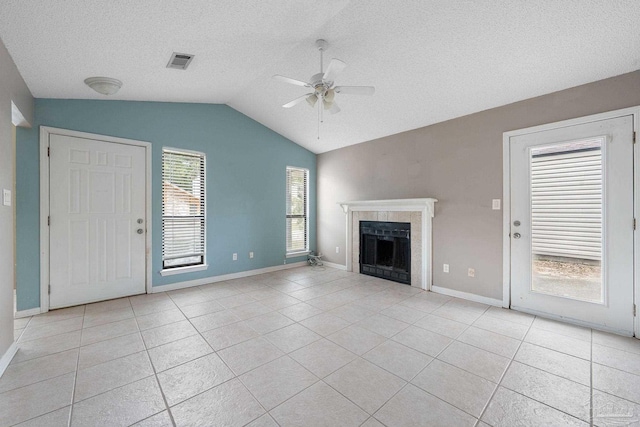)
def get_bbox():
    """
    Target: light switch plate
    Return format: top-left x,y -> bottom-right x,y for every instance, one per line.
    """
2,189 -> 10,206
492,199 -> 501,210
